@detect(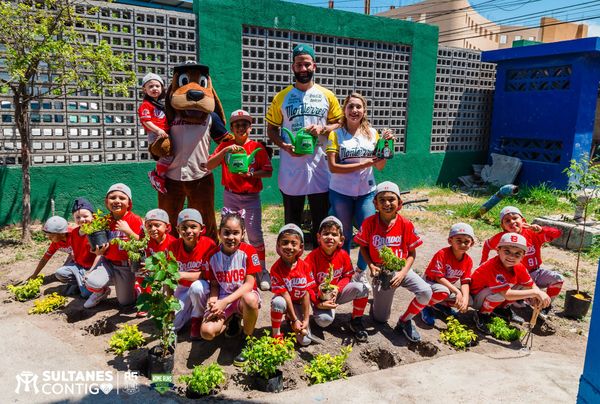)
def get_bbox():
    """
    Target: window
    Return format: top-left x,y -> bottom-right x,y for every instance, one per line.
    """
528,36 -> 535,41
2,114 -> 12,122
54,115 -> 64,123
515,35 -> 522,41
499,35 -> 507,44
